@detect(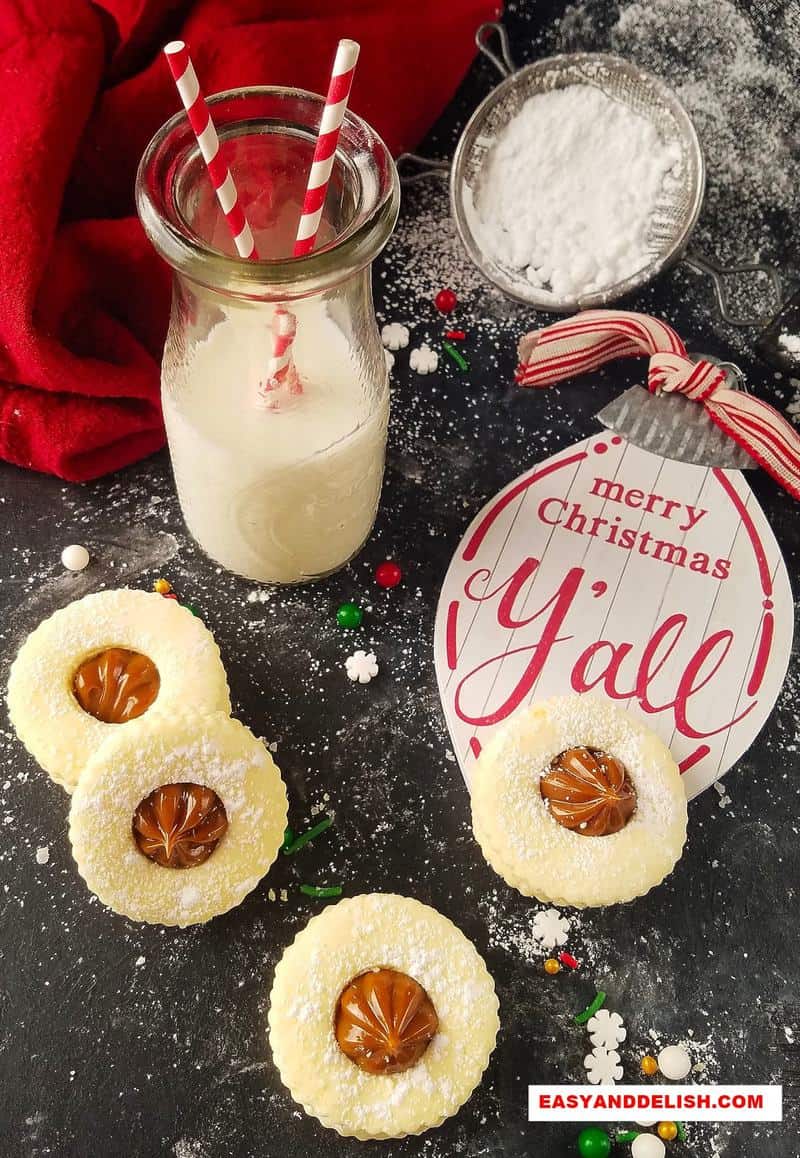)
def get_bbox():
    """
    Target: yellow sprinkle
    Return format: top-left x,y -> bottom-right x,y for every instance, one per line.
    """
657,1122 -> 678,1141
641,1054 -> 659,1076
544,957 -> 561,975
153,578 -> 172,594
